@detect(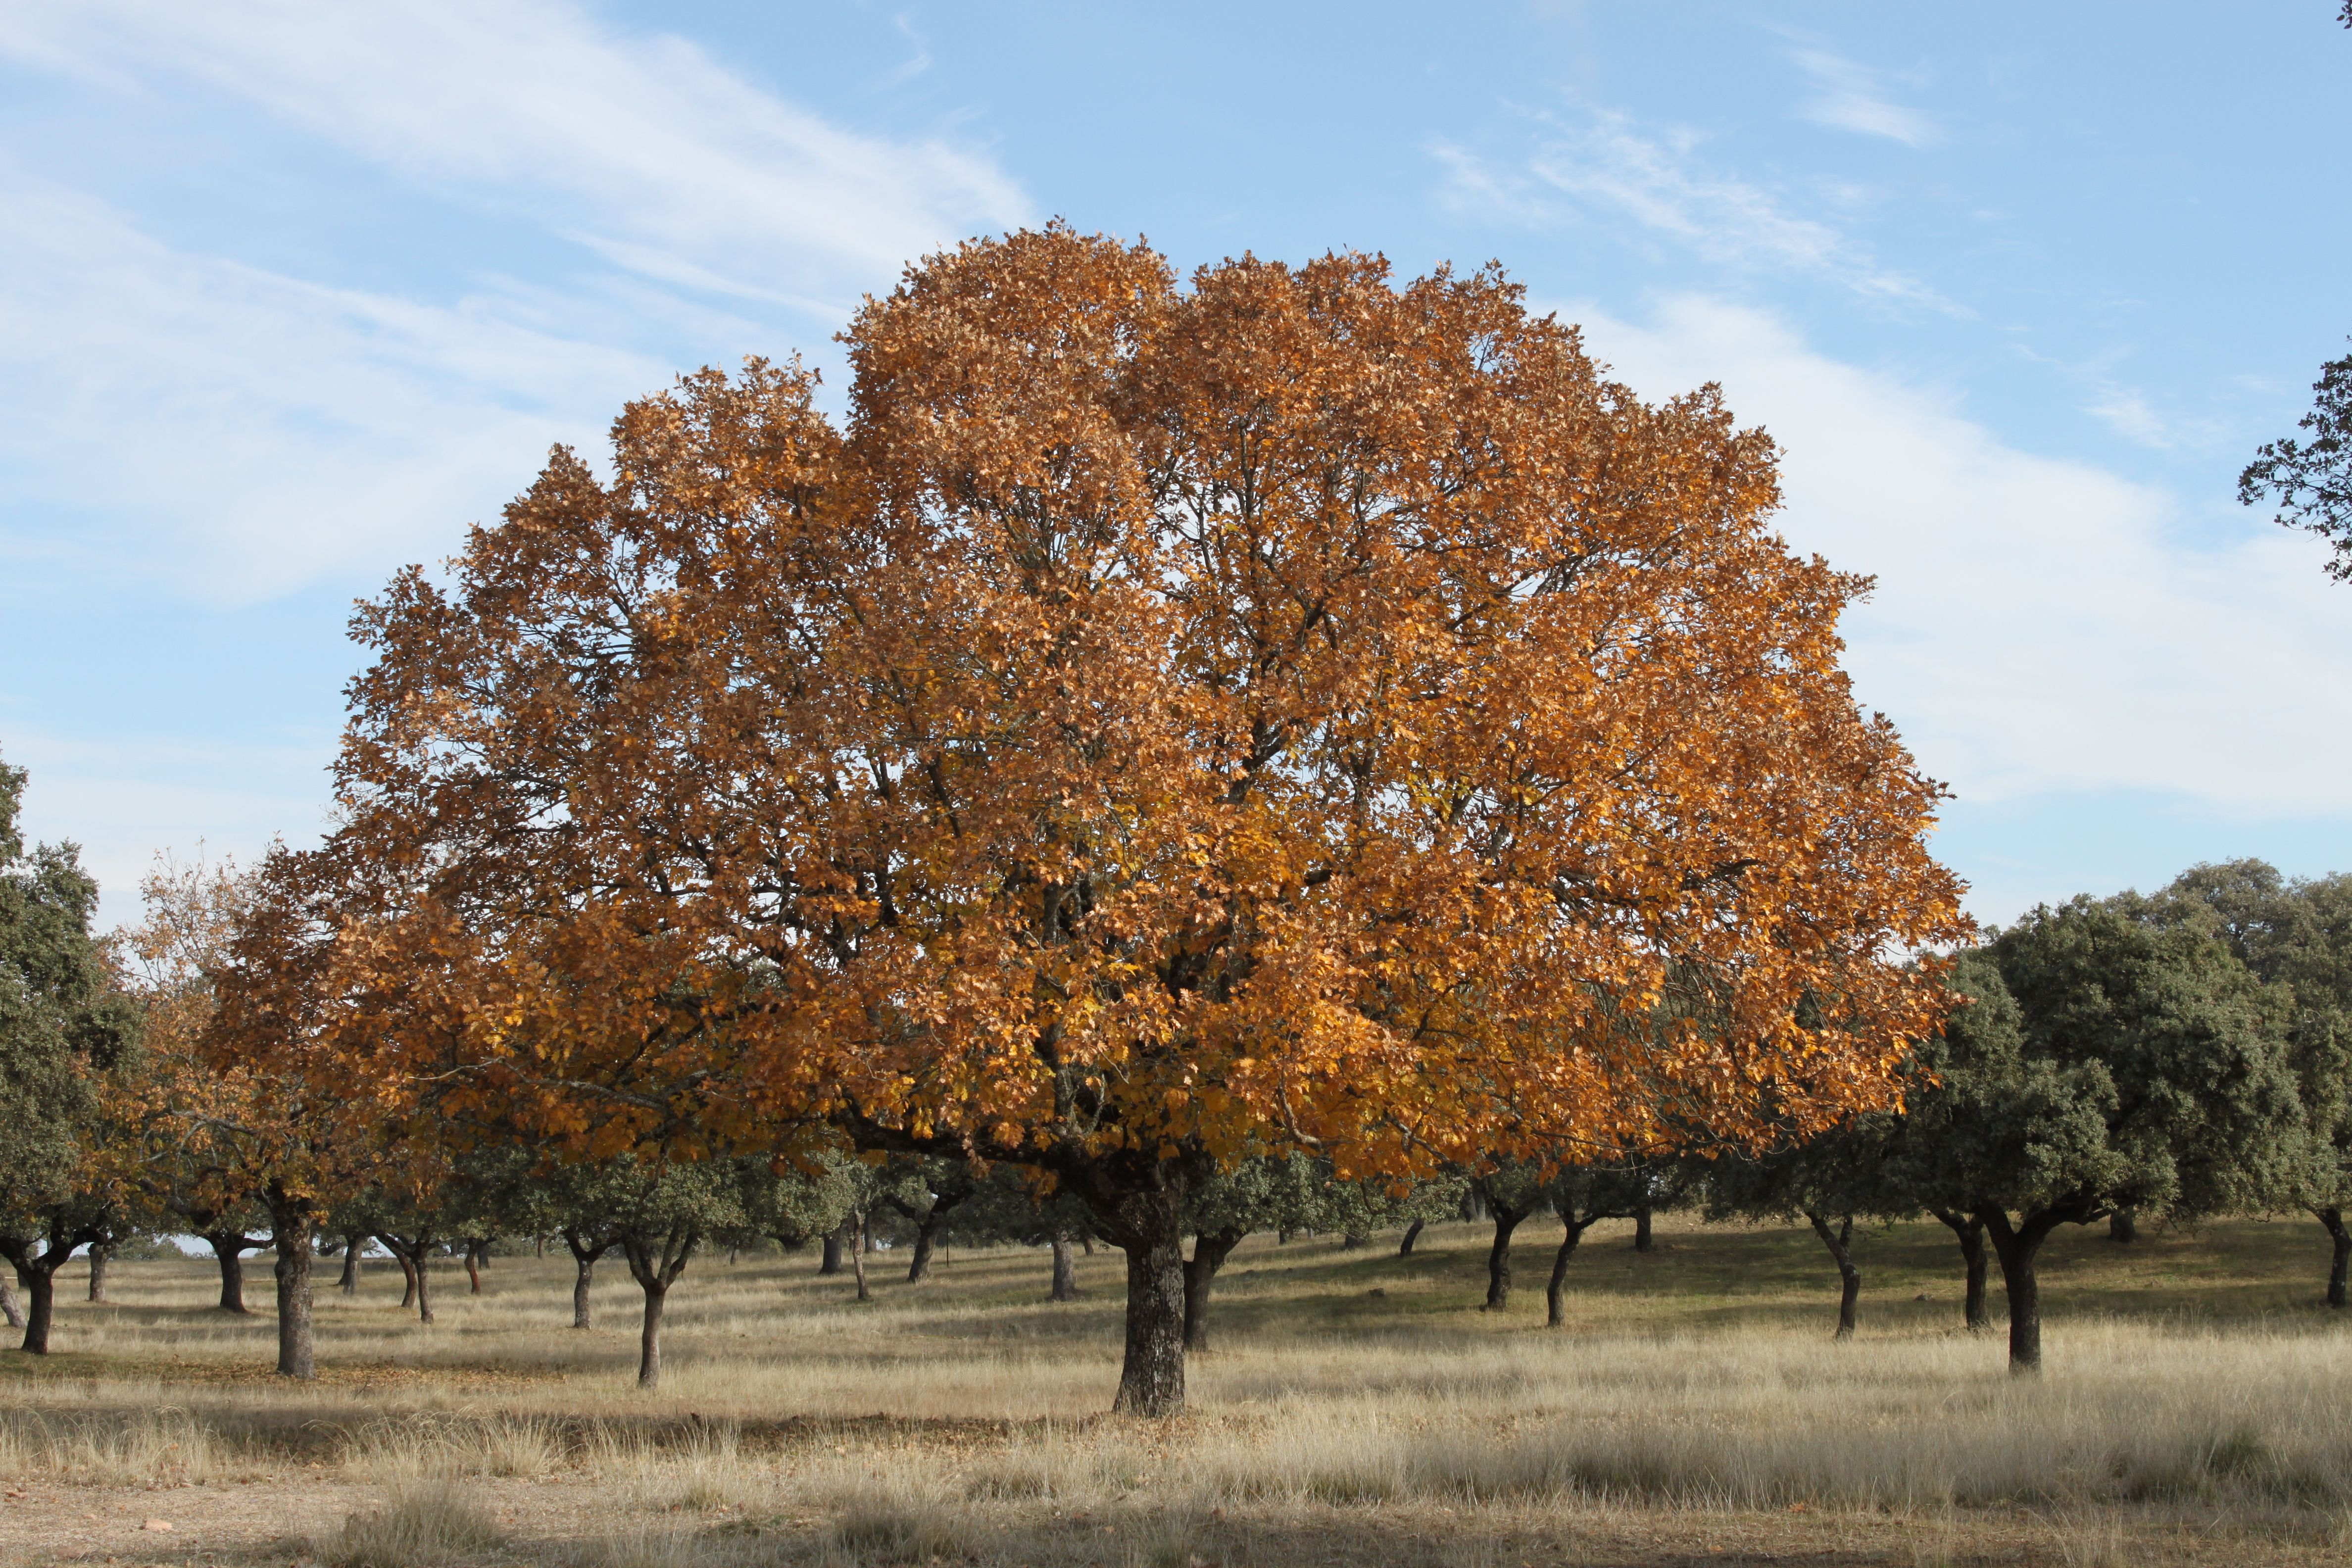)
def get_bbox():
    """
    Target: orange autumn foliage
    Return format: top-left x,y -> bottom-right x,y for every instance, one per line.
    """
319,228 -> 1969,1411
